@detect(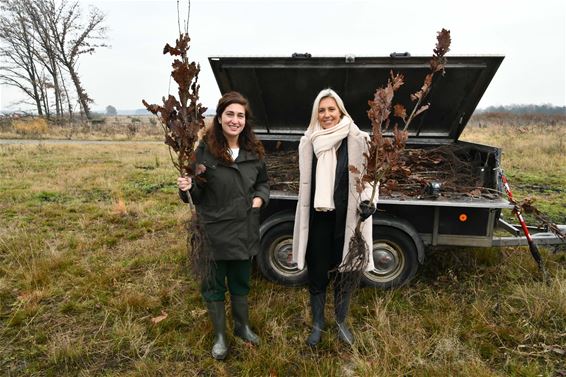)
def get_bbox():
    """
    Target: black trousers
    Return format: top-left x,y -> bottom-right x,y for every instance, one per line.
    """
305,210 -> 346,295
